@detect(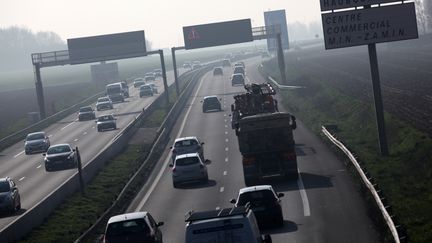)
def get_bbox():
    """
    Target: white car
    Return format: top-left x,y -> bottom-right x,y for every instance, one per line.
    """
170,136 -> 204,162
96,97 -> 113,111
169,153 -> 208,188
